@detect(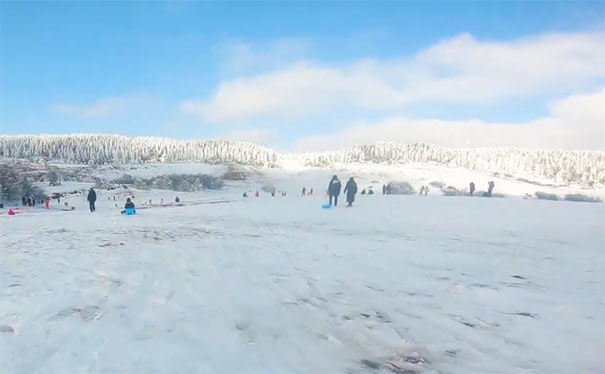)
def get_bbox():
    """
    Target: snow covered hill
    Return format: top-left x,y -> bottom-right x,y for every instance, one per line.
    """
1,134 -> 604,186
